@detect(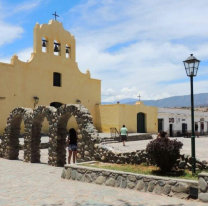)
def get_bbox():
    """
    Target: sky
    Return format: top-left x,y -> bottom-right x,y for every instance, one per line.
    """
0,0 -> 208,102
